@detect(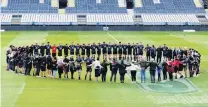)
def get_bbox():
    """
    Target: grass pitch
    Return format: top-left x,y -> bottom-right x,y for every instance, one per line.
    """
1,31 -> 208,107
